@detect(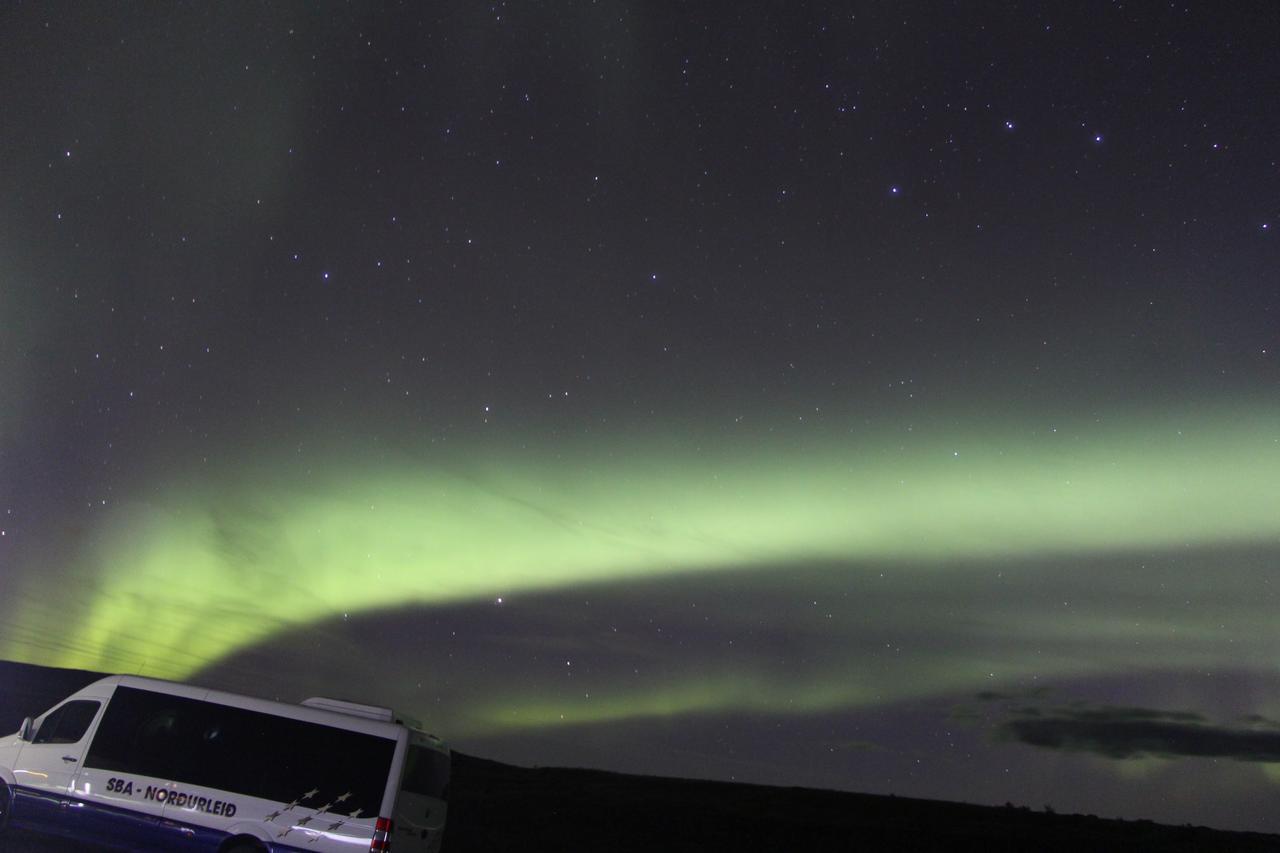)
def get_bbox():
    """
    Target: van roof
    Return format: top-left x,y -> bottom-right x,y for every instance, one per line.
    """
301,698 -> 436,741
301,696 -> 396,722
